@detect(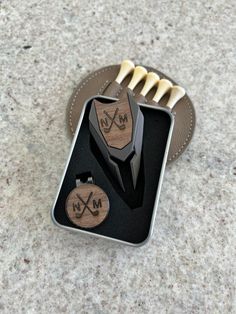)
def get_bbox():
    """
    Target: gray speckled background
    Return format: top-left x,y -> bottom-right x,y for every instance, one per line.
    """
0,1 -> 236,313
